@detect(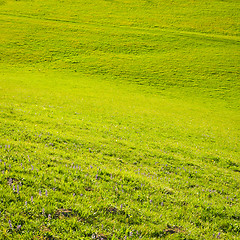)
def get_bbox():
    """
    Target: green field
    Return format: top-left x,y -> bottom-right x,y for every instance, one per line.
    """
0,0 -> 240,239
